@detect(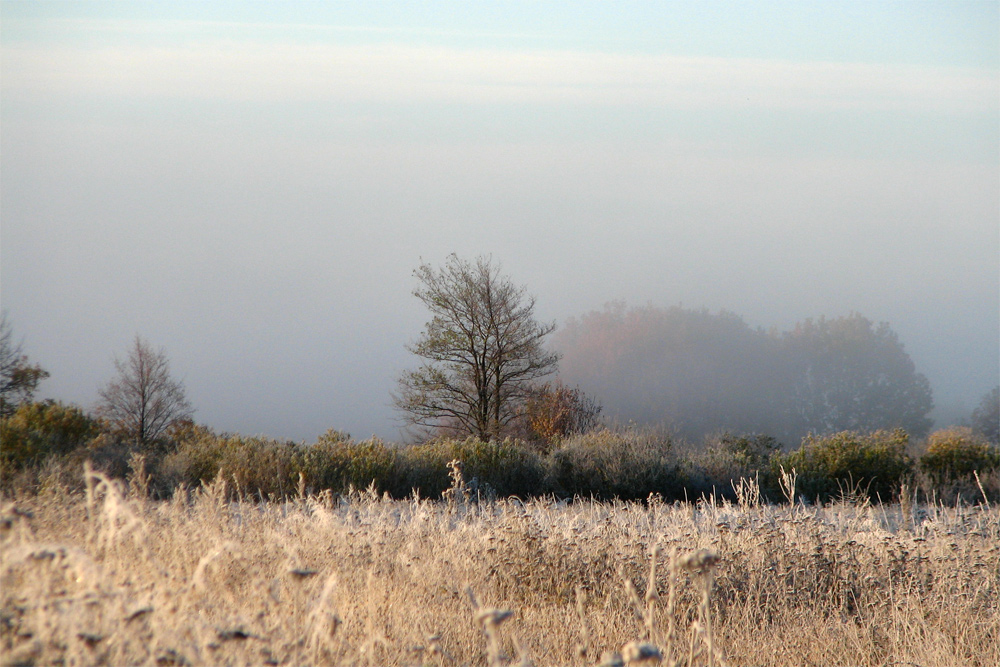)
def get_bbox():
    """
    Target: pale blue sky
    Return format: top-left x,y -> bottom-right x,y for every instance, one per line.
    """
2,1 -> 997,440
4,1 -> 997,67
